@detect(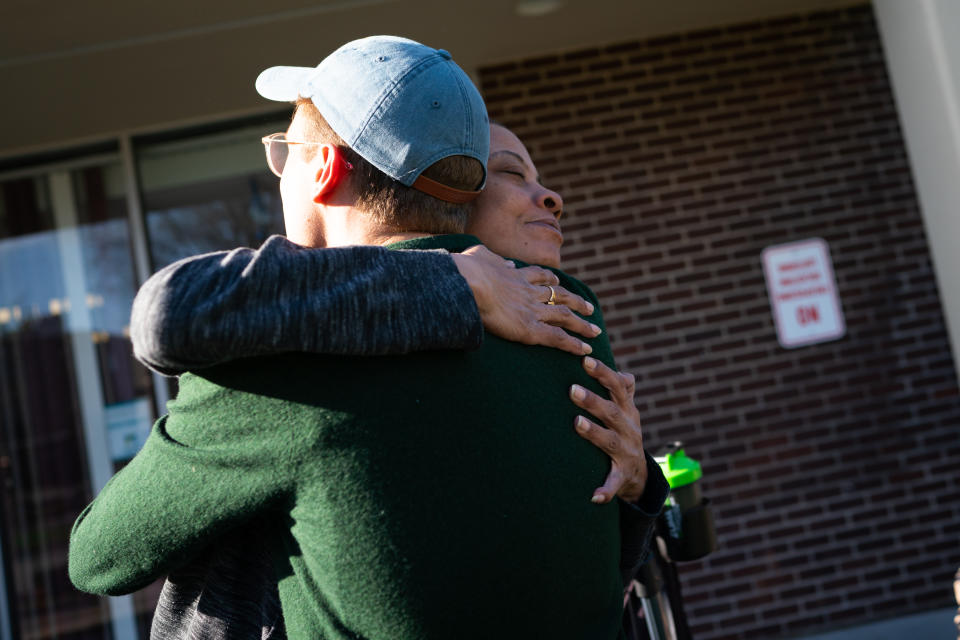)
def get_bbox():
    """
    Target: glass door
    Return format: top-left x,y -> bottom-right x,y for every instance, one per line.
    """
0,114 -> 288,640
0,157 -> 156,639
